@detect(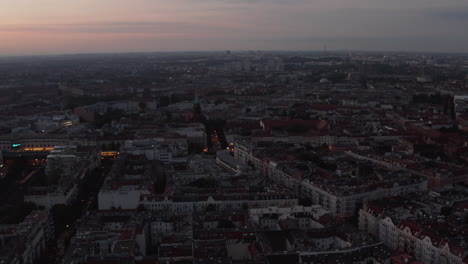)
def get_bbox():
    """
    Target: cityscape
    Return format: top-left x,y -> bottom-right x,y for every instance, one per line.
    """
1,1 -> 468,264
0,50 -> 466,264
